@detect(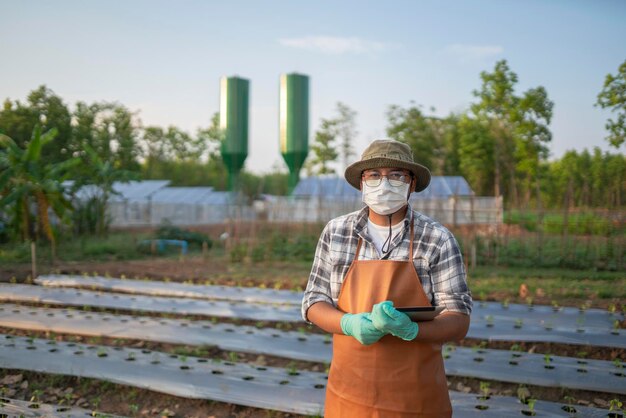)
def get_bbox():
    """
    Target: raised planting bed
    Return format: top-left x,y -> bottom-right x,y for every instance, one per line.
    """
1,304 -> 624,395
0,396 -> 126,417
0,334 -> 618,418
35,274 -> 302,305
